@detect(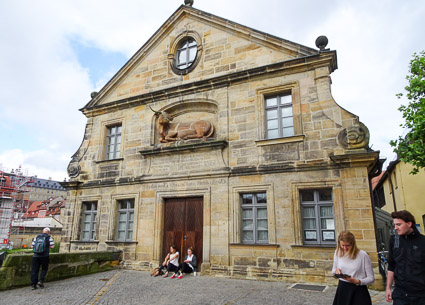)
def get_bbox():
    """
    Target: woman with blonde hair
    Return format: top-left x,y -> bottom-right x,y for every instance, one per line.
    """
332,231 -> 374,305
